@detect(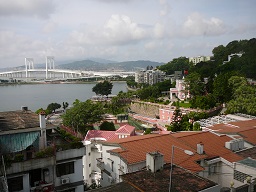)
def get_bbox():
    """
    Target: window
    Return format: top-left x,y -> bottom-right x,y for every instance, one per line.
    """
56,162 -> 74,177
8,176 -> 23,191
234,170 -> 251,183
208,164 -> 216,175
